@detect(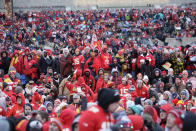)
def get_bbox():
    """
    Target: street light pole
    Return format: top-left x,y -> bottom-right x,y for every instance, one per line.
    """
11,0 -> 14,44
